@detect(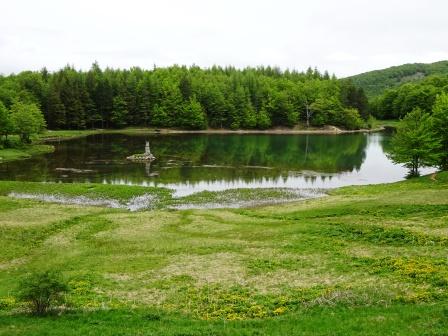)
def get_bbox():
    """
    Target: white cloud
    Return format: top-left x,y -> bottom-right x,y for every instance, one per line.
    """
0,0 -> 447,76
